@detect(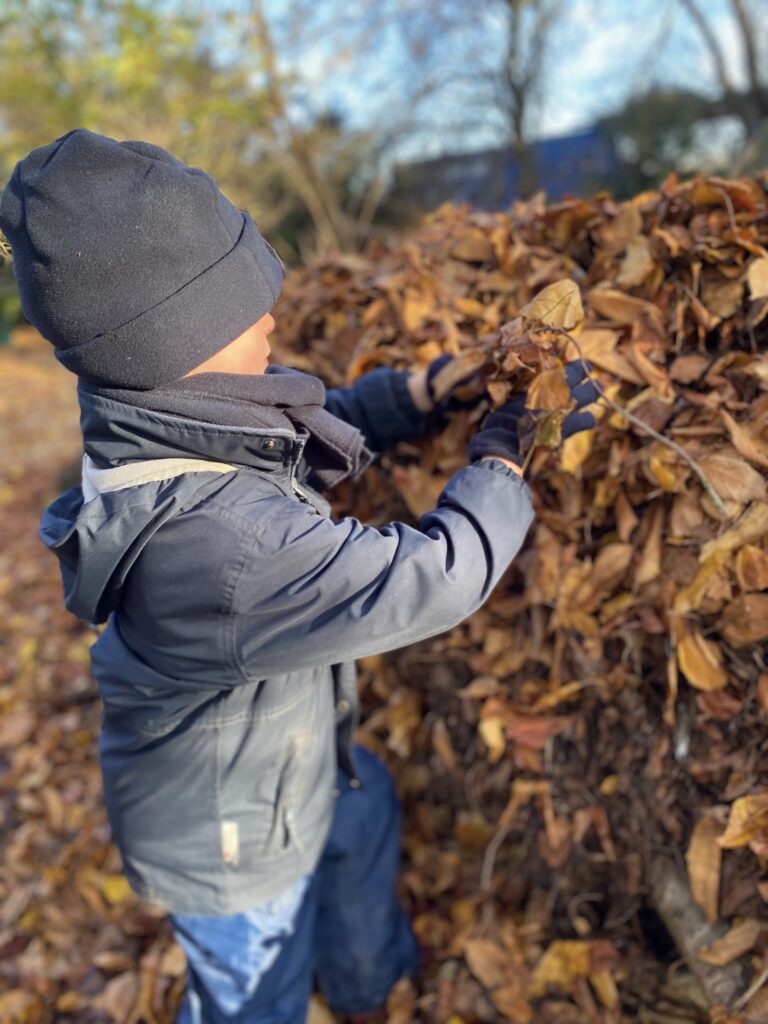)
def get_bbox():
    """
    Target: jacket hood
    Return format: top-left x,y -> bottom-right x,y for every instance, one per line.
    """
40,457 -> 237,624
41,387 -> 303,624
